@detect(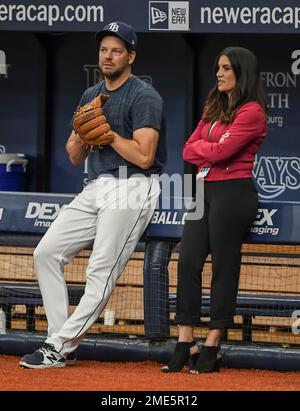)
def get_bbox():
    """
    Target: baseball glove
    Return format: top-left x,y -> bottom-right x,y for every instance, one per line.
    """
72,93 -> 115,148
